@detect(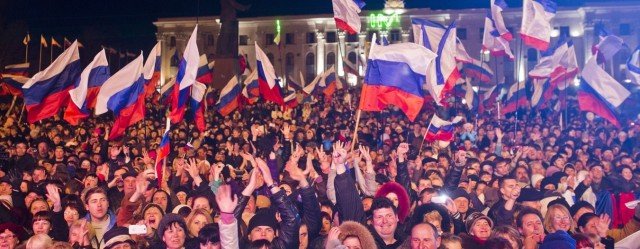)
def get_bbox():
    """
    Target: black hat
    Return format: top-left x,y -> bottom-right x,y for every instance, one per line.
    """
517,188 -> 544,202
450,189 -> 471,201
0,222 -> 27,242
576,213 -> 598,230
157,213 -> 187,238
247,209 -> 278,233
540,177 -> 556,190
569,201 -> 595,218
103,226 -> 136,249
